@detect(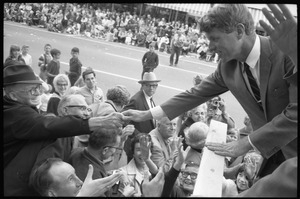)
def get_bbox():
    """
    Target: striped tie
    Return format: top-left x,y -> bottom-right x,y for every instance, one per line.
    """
244,63 -> 263,109
150,97 -> 156,126
150,97 -> 155,108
